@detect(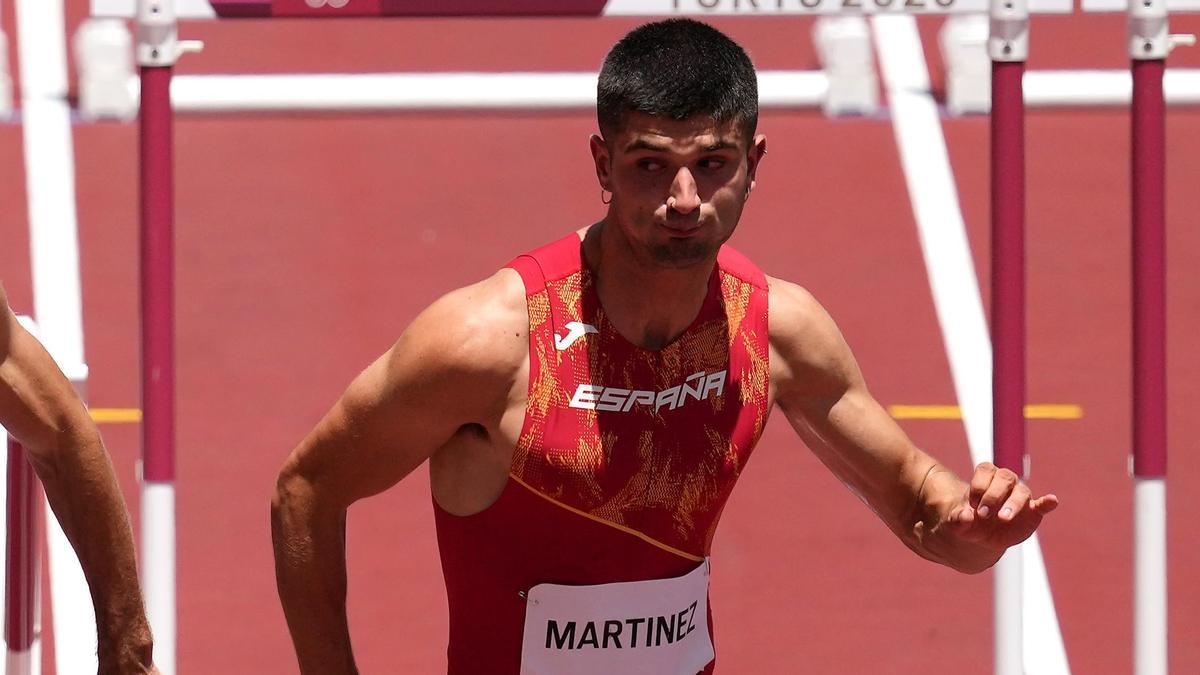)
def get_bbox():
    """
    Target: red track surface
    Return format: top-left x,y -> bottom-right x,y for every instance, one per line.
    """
1,5 -> 1198,673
